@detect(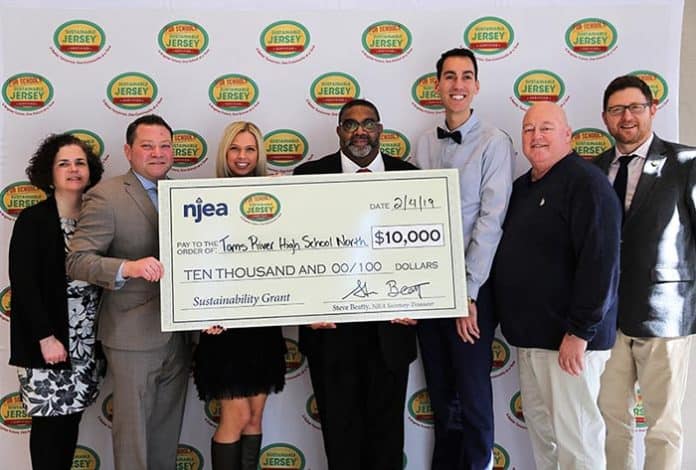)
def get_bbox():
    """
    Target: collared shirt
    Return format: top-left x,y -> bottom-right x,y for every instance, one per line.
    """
340,151 -> 385,173
414,110 -> 515,299
608,133 -> 654,211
